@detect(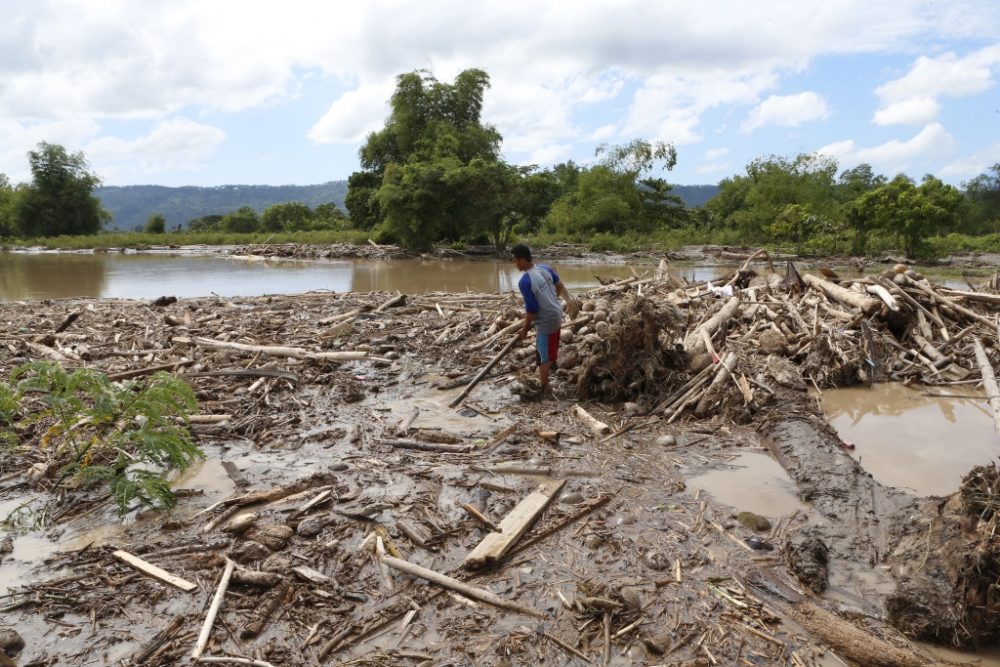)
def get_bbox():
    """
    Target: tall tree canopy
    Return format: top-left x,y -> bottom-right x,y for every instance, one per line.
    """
963,163 -> 1000,234
0,173 -> 15,237
347,69 -> 509,249
852,174 -> 964,257
706,154 -> 839,241
15,143 -> 108,237
546,140 -> 681,236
